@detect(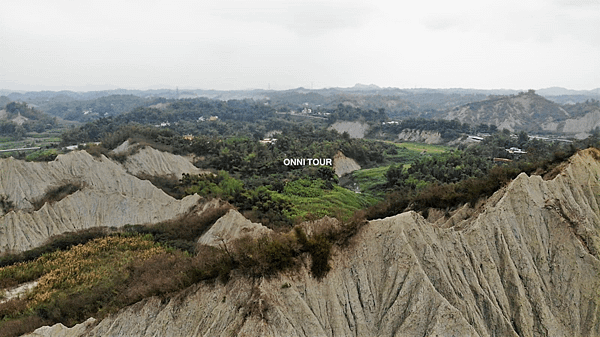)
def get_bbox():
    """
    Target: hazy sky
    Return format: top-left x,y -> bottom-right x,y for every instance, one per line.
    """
1,0 -> 598,91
